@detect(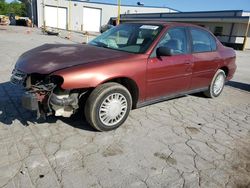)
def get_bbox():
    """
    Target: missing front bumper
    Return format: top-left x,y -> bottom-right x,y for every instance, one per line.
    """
21,92 -> 39,111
